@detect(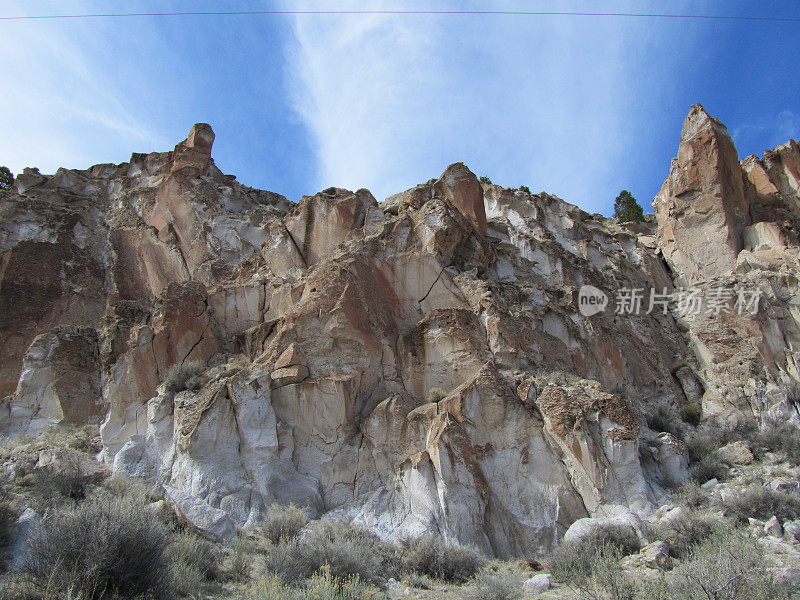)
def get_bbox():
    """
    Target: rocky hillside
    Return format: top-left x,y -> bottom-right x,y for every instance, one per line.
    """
1,105 -> 798,558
